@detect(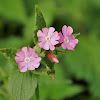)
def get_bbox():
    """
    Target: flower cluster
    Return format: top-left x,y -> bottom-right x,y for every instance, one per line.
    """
15,25 -> 78,72
37,25 -> 78,51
